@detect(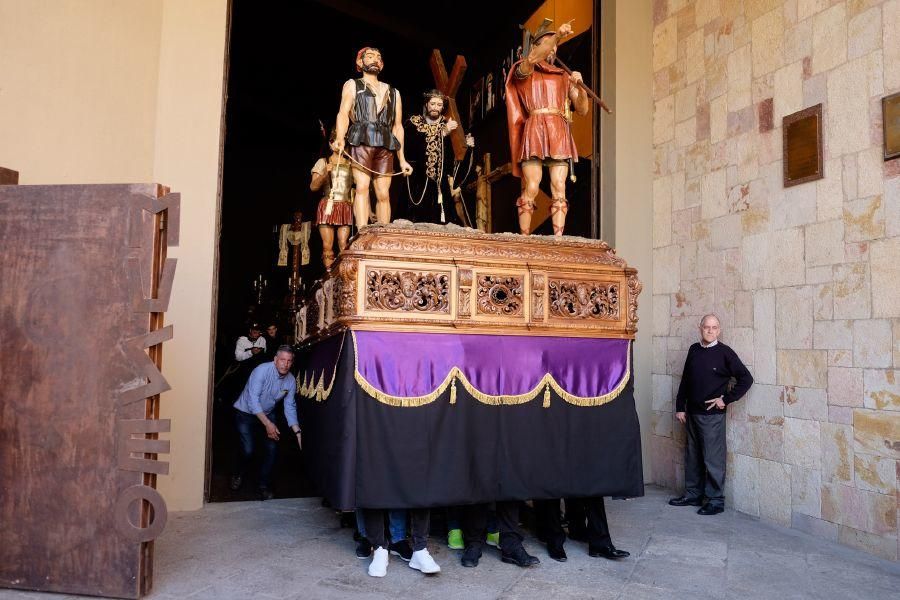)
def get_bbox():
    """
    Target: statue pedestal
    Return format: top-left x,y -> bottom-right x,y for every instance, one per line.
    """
302,222 -> 642,341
